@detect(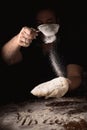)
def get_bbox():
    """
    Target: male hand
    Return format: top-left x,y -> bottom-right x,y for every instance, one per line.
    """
17,26 -> 38,47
